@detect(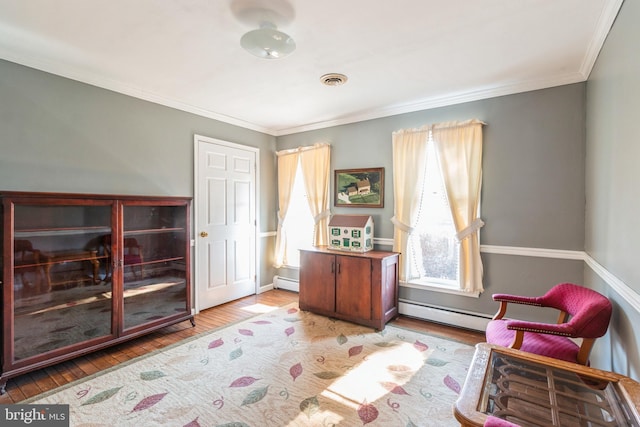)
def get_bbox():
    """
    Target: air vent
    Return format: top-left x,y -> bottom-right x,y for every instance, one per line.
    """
320,73 -> 348,86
